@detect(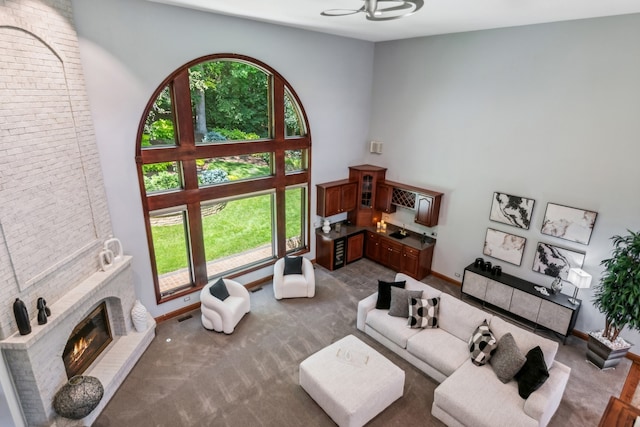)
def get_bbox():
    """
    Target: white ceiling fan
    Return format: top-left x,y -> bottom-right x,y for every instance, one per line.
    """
321,0 -> 424,21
